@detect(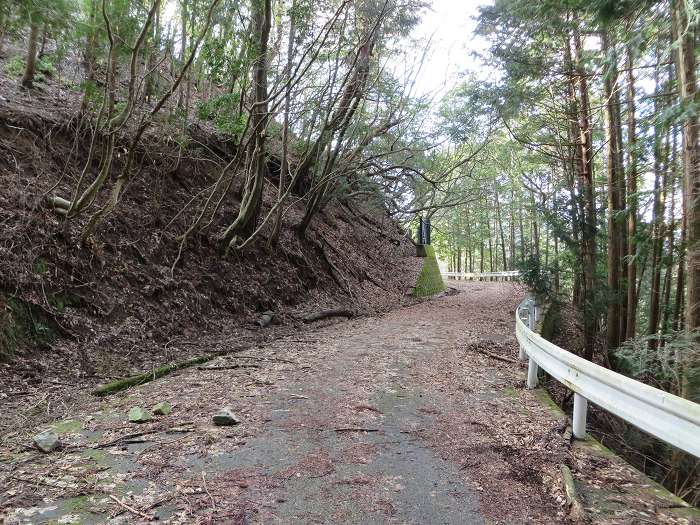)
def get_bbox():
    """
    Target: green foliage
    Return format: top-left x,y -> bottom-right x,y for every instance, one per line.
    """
5,55 -> 55,82
196,93 -> 246,137
3,56 -> 25,77
413,245 -> 446,297
516,256 -> 553,302
79,79 -> 102,108
613,331 -> 700,403
200,38 -> 245,86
